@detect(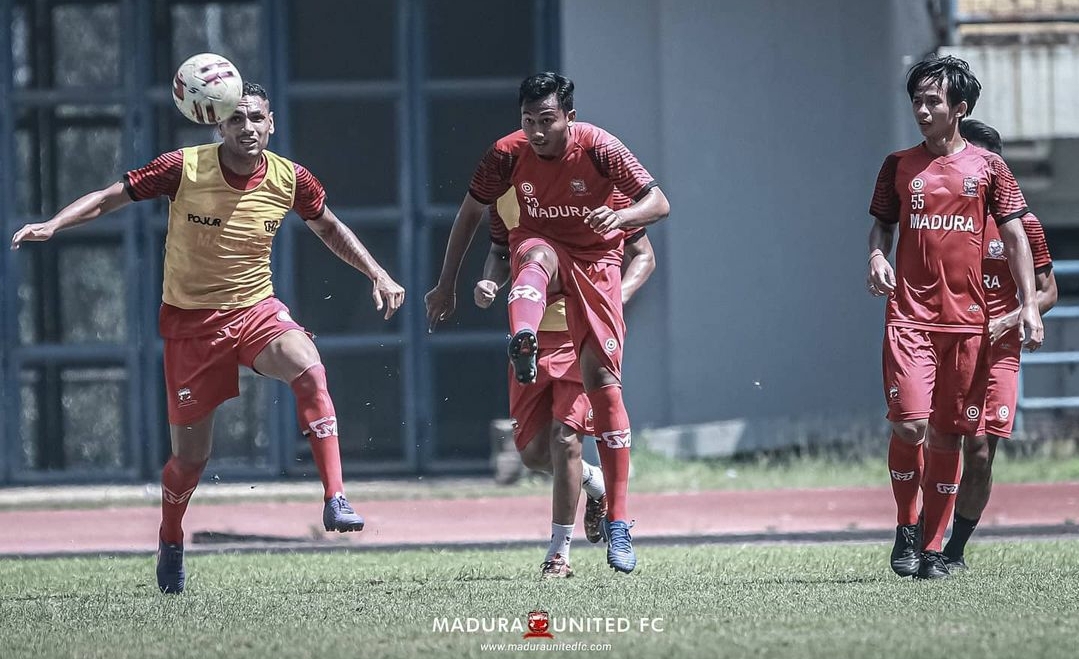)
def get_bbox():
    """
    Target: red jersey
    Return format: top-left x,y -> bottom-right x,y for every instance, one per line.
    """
125,148 -> 327,221
469,122 -> 655,264
983,212 -> 1052,318
488,189 -> 639,247
870,142 -> 1029,332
